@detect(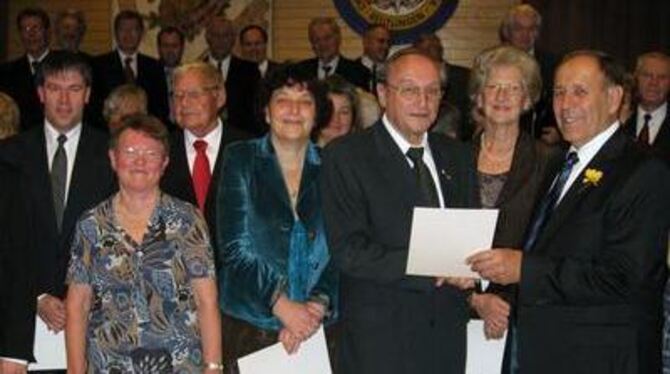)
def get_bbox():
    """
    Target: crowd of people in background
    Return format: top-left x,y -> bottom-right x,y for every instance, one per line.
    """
0,3 -> 669,374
